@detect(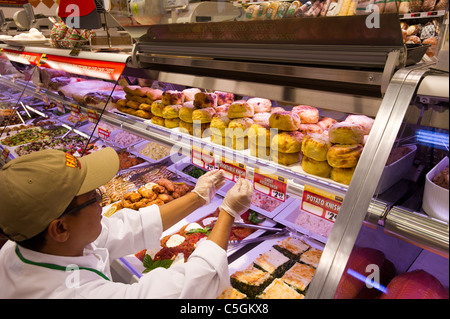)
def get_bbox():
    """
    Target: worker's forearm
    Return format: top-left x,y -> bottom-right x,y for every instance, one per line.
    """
159,192 -> 205,231
207,209 -> 234,251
